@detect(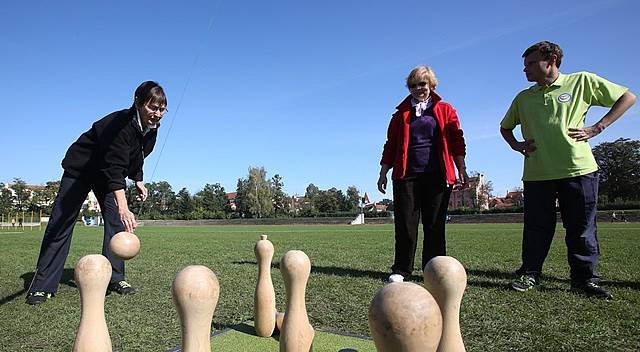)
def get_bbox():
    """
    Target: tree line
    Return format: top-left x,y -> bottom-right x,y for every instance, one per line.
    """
0,167 -> 367,220
2,138 -> 638,218
127,166 -> 365,219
